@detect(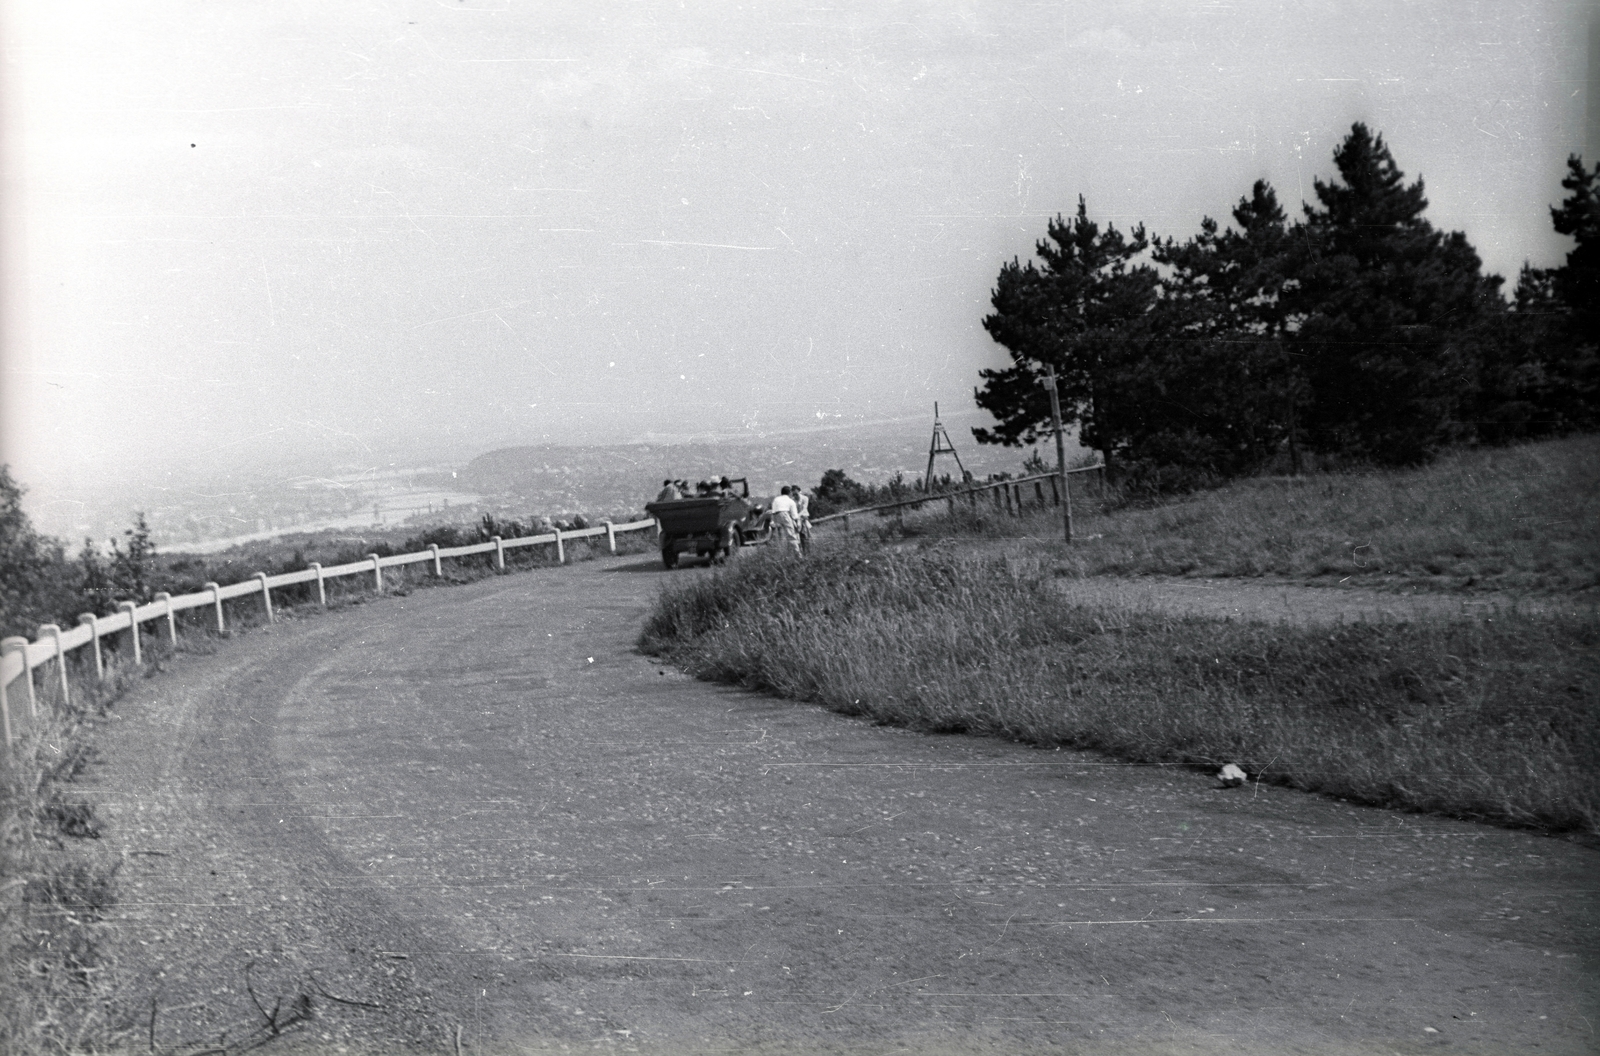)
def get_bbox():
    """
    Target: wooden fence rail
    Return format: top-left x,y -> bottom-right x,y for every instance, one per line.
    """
0,517 -> 658,753
812,464 -> 1105,528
